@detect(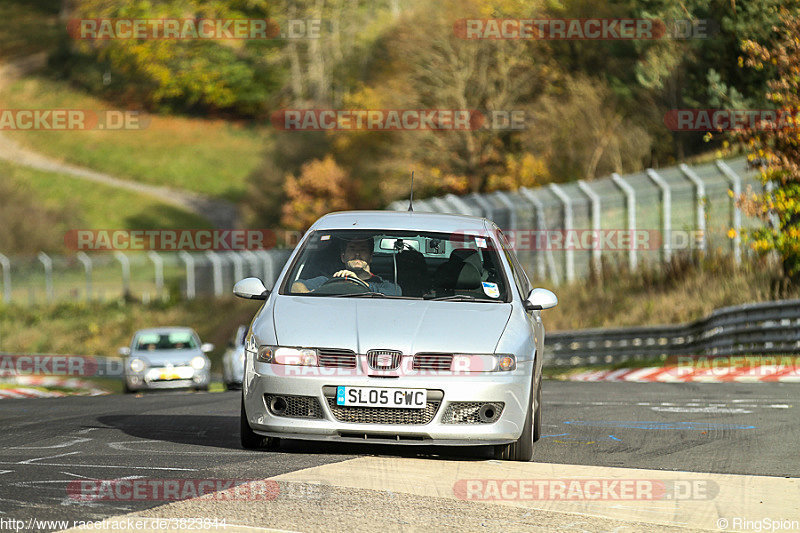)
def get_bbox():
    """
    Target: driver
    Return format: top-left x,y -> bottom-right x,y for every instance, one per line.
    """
291,237 -> 401,295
